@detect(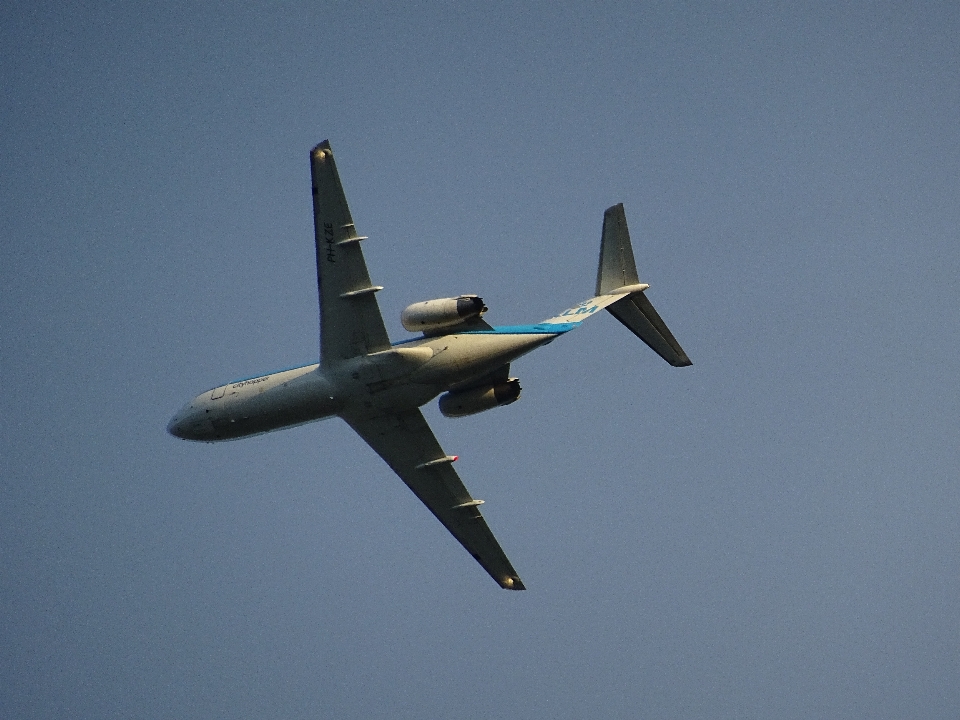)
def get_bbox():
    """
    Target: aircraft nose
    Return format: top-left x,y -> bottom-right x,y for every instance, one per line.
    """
168,402 -> 214,441
167,414 -> 188,439
167,402 -> 202,440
